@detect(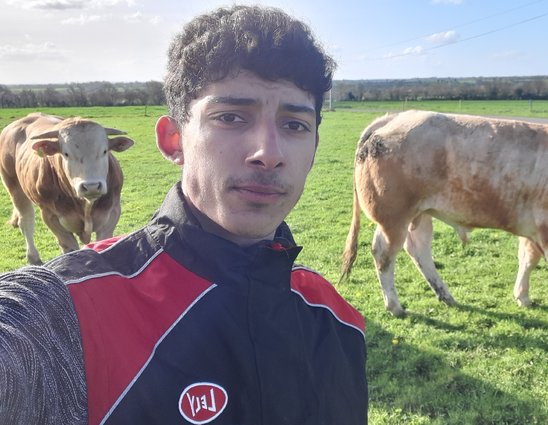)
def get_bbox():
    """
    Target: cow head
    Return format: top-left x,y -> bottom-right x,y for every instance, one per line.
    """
31,118 -> 134,201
